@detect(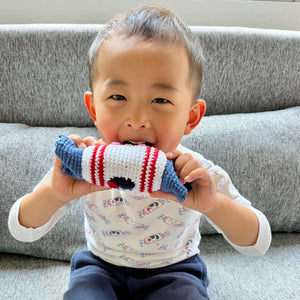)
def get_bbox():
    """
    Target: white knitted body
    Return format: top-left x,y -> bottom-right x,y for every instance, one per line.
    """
81,144 -> 167,193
